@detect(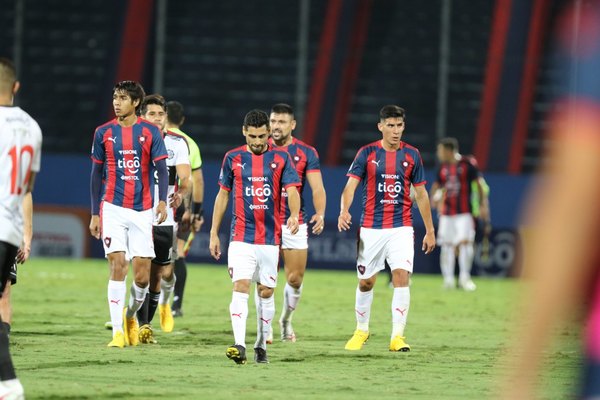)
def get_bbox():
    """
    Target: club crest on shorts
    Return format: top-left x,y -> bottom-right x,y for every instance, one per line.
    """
357,265 -> 366,275
104,237 -> 112,248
